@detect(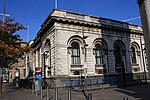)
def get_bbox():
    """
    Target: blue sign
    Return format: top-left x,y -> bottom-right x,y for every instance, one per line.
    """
35,73 -> 42,78
35,67 -> 42,79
